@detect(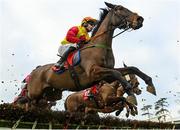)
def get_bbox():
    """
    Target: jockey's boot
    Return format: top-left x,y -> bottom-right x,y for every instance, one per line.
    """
54,57 -> 65,70
55,47 -> 76,70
